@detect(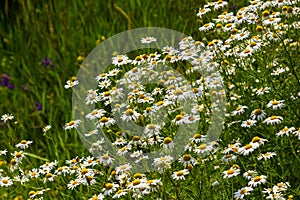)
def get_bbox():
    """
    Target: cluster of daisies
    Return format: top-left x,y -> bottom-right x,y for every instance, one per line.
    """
0,0 -> 299,199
